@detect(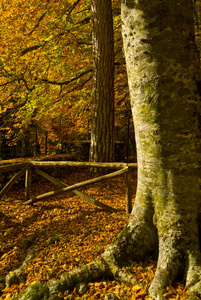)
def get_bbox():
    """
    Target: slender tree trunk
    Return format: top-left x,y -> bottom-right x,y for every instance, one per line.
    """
0,131 -> 2,158
34,129 -> 38,157
90,0 -> 115,164
45,131 -> 48,155
21,130 -> 26,157
58,113 -> 62,154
